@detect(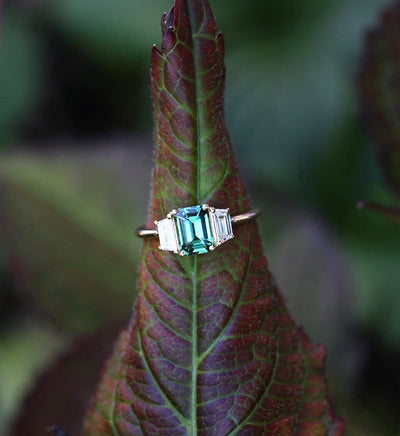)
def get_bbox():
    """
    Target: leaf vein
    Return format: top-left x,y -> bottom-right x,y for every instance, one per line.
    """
137,326 -> 189,428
